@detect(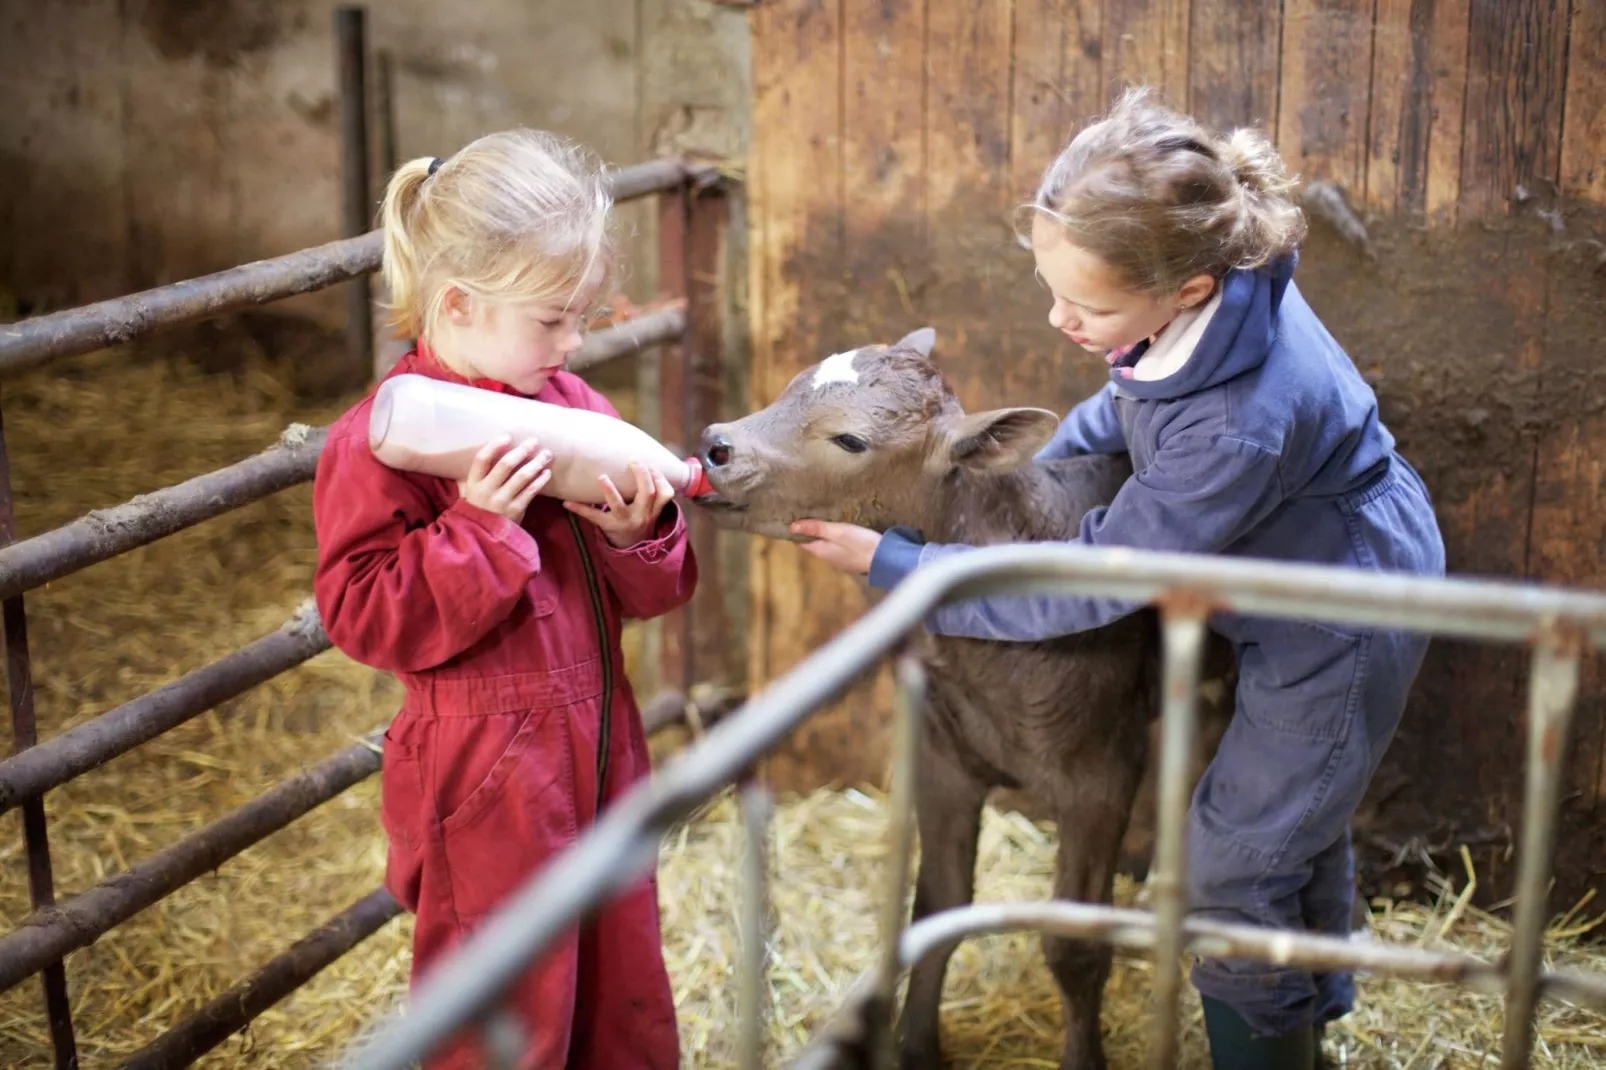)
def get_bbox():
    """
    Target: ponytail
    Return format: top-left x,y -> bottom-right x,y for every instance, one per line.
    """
379,156 -> 437,339
1218,126 -> 1307,270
